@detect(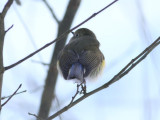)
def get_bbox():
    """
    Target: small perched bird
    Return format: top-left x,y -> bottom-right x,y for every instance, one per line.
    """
57,28 -> 105,83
